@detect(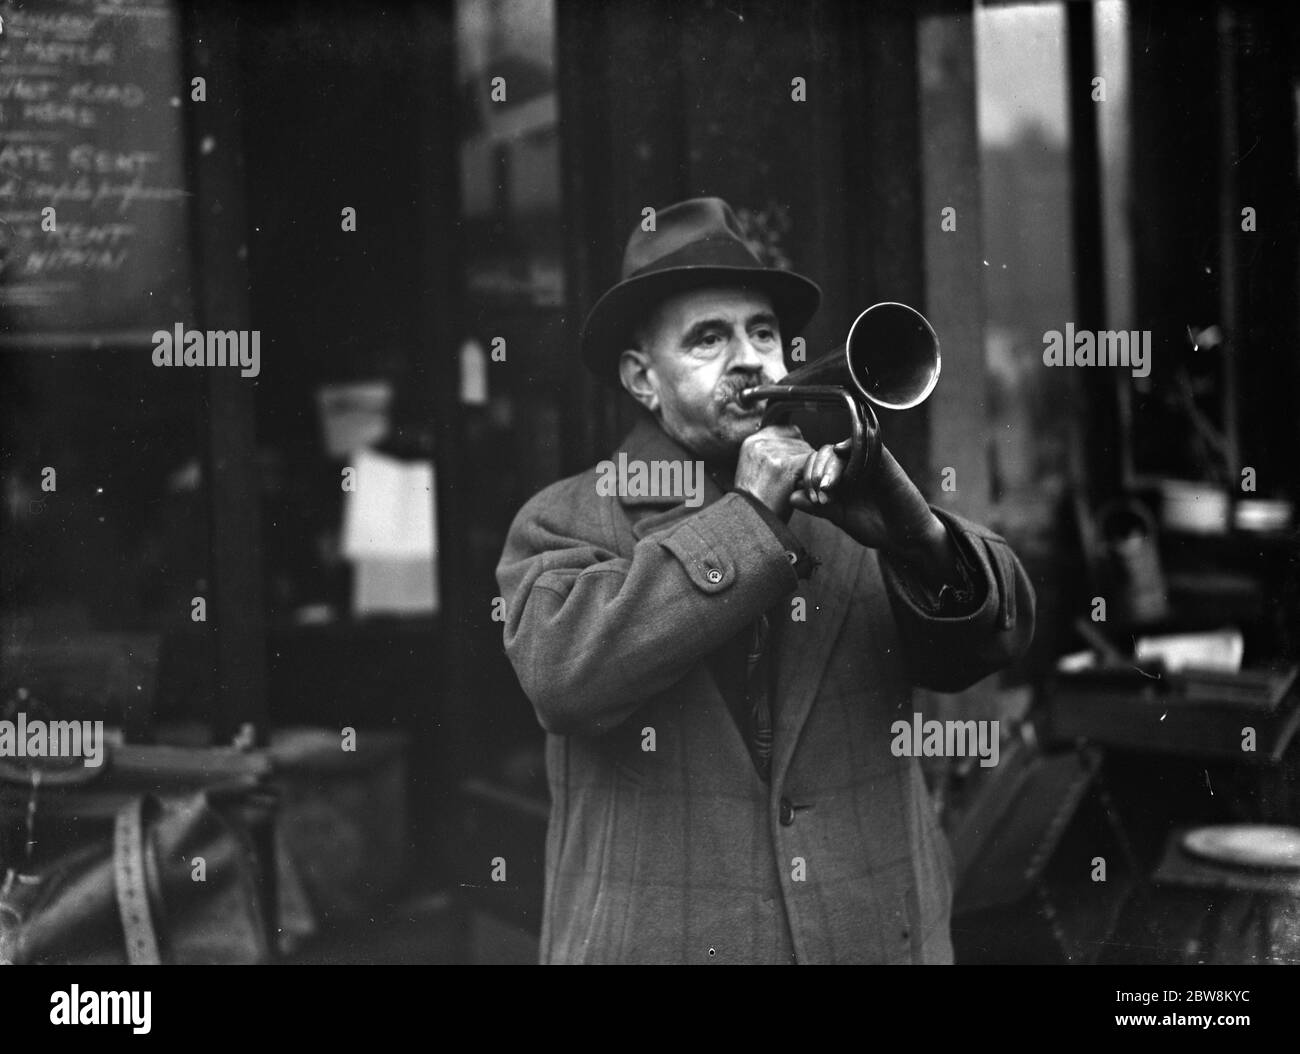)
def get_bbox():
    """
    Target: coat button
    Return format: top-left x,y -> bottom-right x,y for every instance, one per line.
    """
779,798 -> 795,826
706,568 -> 723,584
785,550 -> 798,565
